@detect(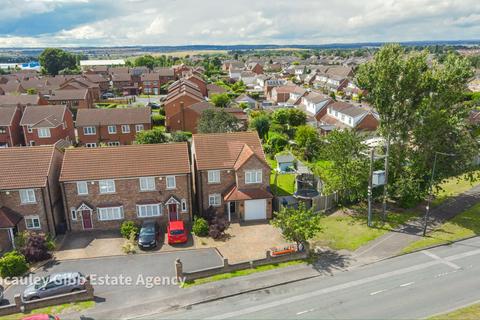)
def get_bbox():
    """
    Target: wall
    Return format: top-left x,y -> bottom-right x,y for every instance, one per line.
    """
77,122 -> 151,146
197,169 -> 236,215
